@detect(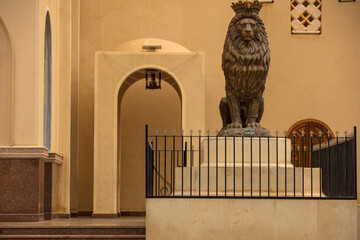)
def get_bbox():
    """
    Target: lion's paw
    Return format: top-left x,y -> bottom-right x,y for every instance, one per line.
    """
227,122 -> 242,129
247,122 -> 260,129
